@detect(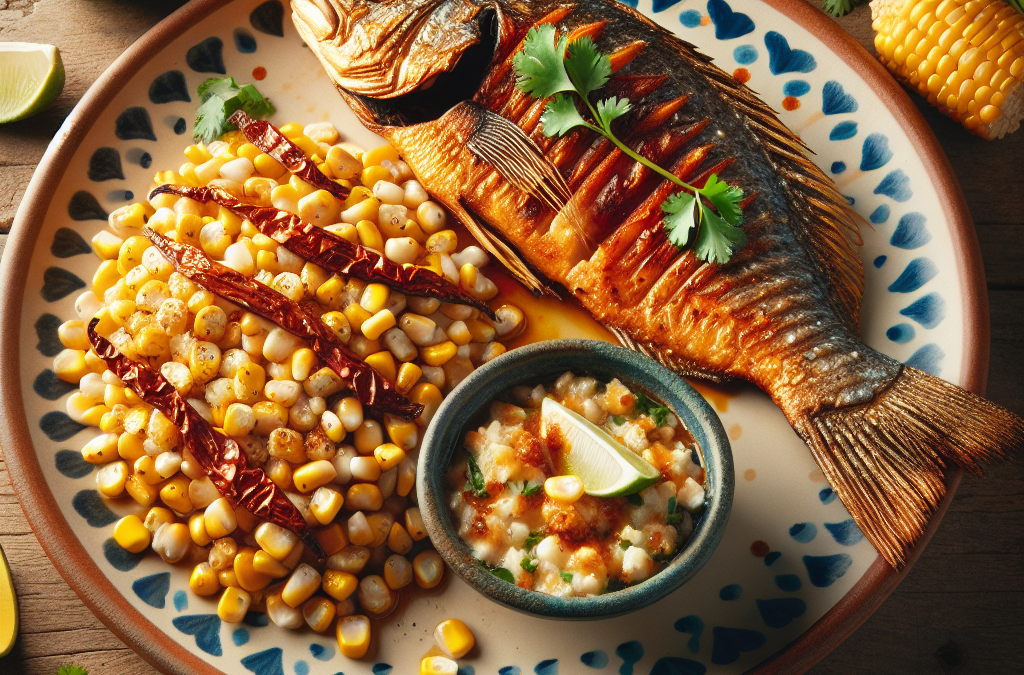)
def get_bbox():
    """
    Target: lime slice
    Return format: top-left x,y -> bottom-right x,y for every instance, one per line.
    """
541,397 -> 661,497
0,43 -> 65,124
